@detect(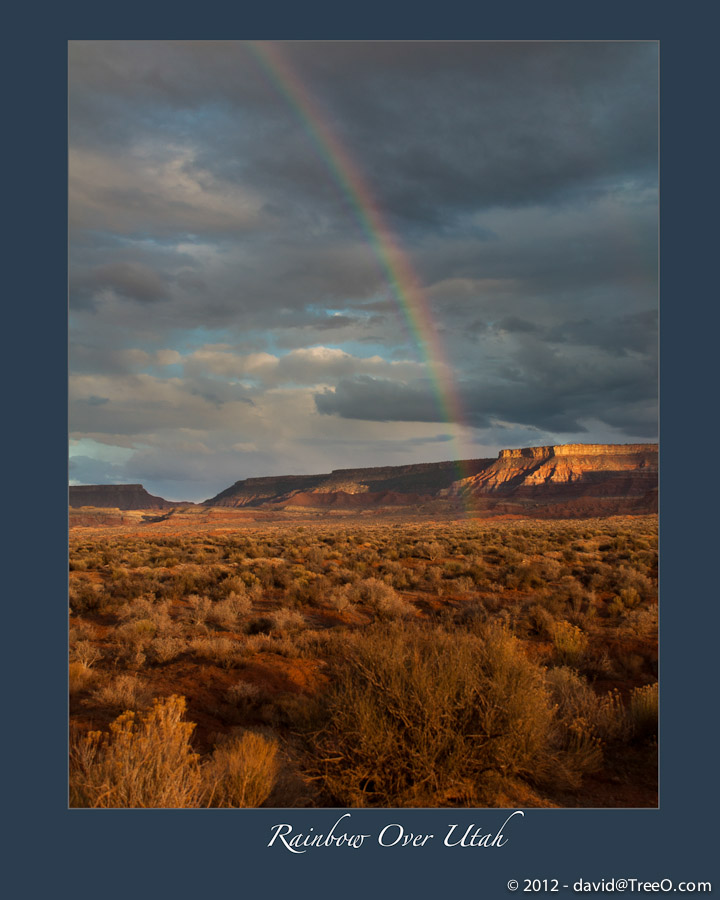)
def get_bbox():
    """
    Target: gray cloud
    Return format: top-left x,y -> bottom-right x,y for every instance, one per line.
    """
315,345 -> 657,436
546,309 -> 658,356
69,41 -> 657,238
75,261 -> 169,306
